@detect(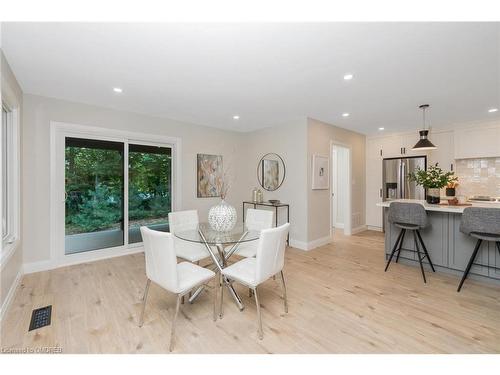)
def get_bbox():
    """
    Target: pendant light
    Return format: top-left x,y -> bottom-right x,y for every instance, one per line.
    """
412,104 -> 437,150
